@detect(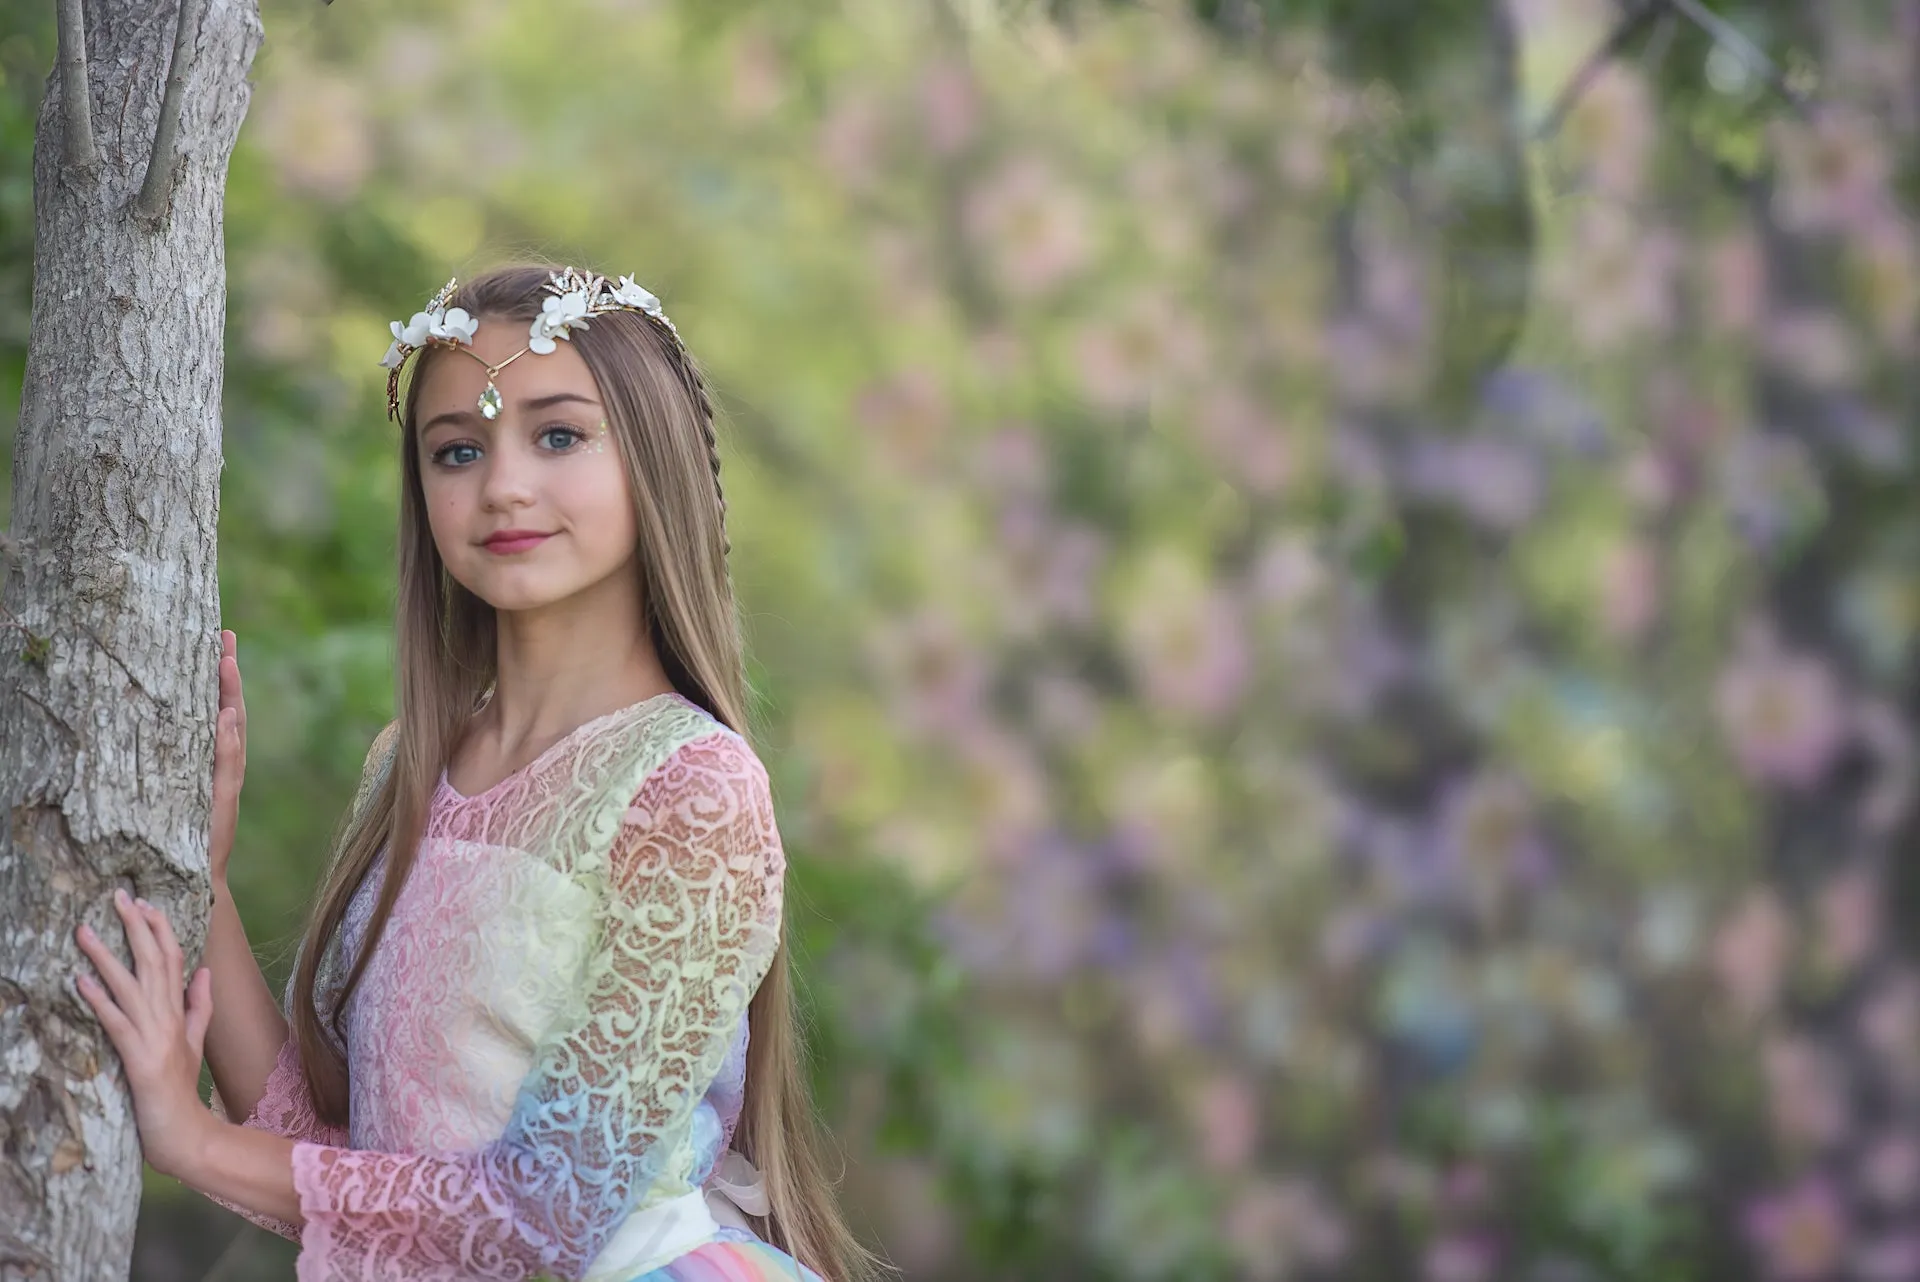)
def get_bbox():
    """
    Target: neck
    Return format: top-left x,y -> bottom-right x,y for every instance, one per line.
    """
482,567 -> 677,750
